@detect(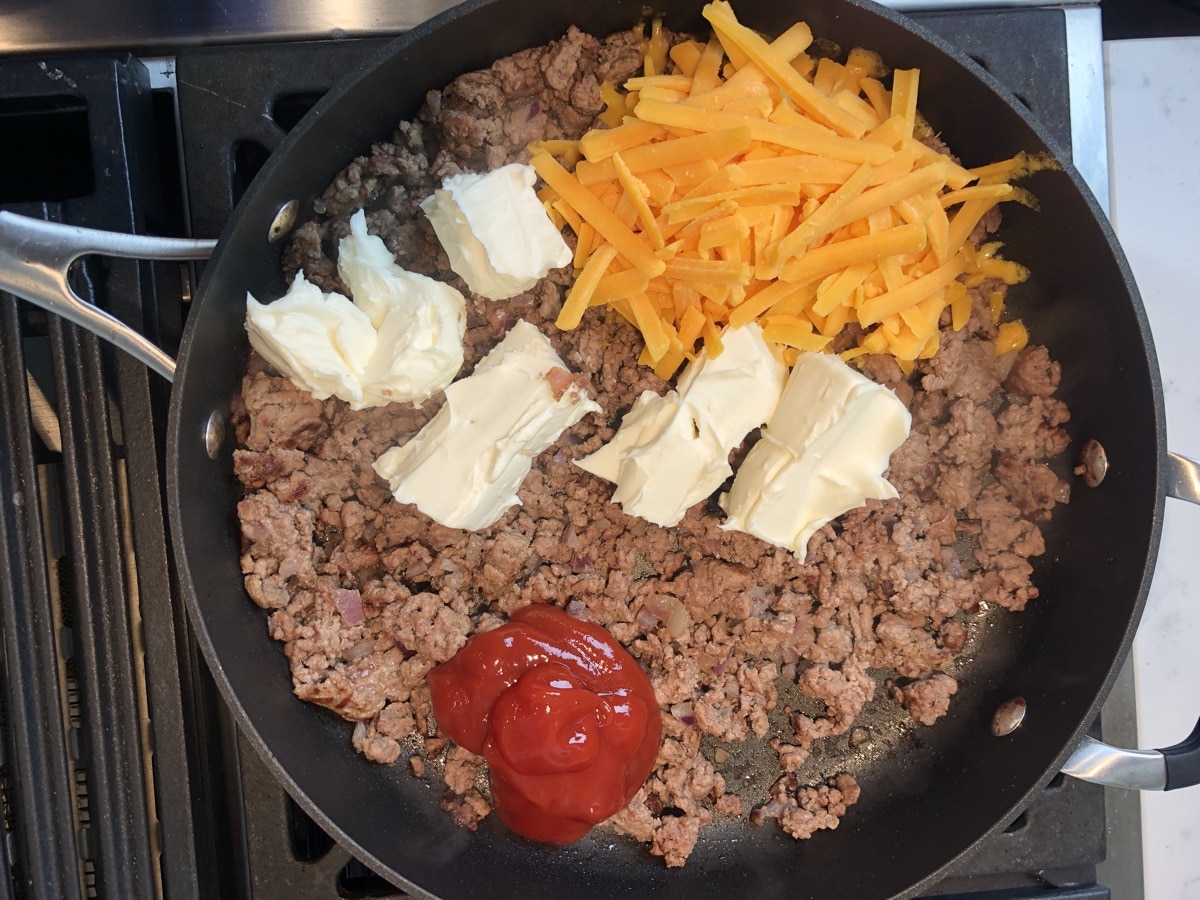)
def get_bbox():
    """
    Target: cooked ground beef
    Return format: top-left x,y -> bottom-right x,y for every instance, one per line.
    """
750,771 -> 862,840
235,26 -> 1073,867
